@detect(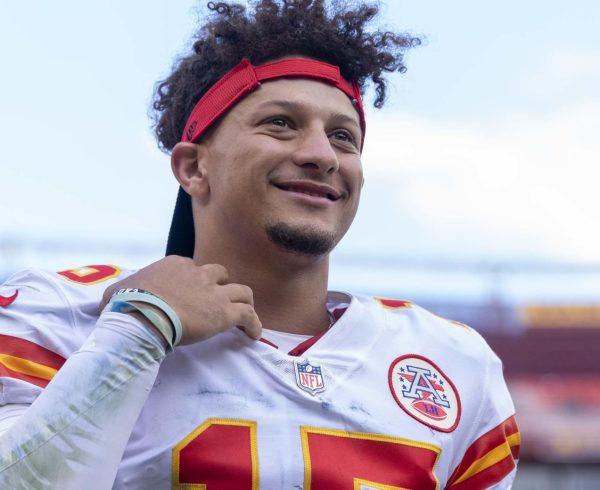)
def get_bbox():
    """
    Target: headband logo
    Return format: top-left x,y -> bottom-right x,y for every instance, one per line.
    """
186,121 -> 198,142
